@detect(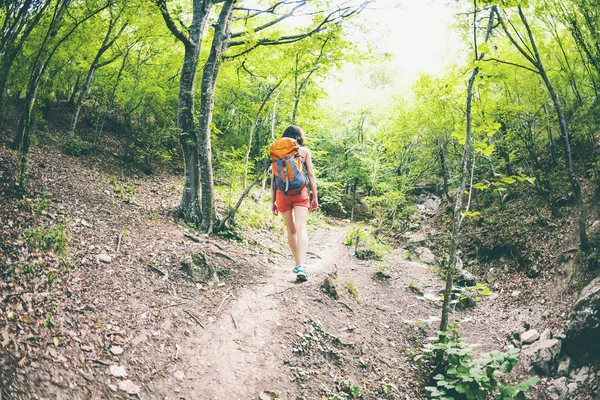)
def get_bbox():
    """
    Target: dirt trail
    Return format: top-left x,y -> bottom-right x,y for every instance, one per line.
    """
150,230 -> 351,399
